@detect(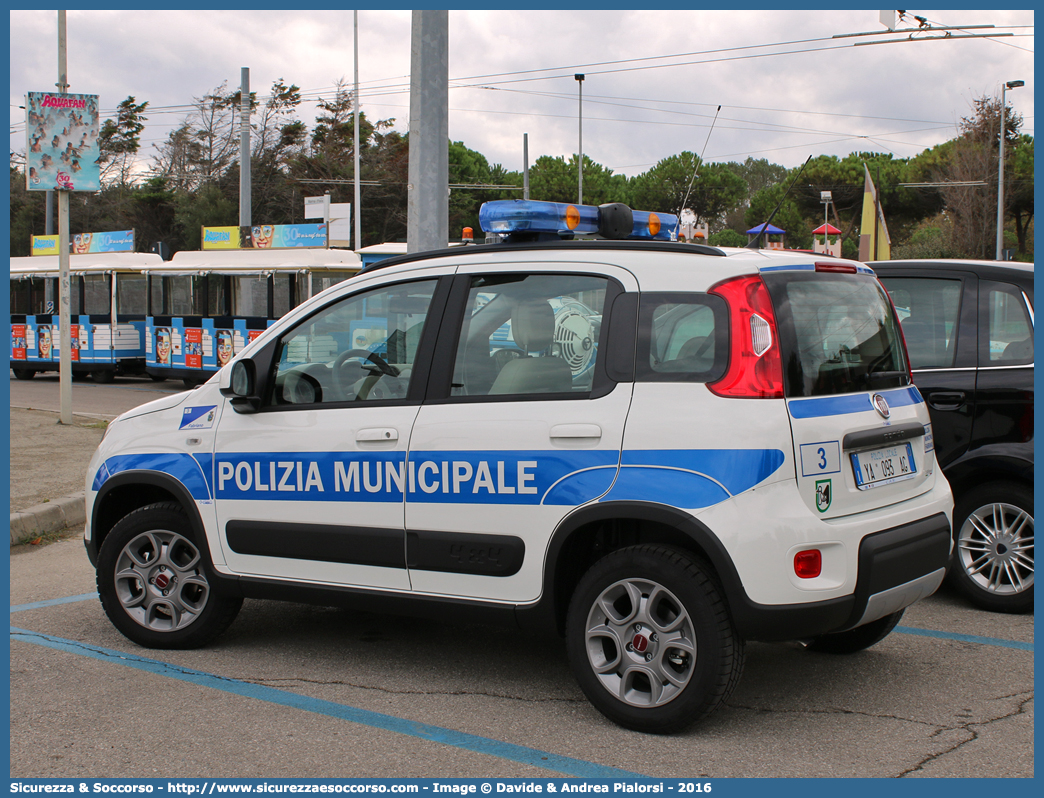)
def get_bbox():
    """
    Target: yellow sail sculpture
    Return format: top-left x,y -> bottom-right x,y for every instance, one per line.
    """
858,163 -> 891,262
